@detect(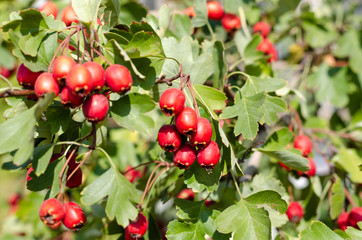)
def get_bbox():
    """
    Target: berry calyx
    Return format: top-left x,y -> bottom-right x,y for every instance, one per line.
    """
47,221 -> 62,229
221,13 -> 241,32
175,107 -> 198,135
157,124 -> 183,152
60,87 -> 84,108
16,63 -> 42,89
253,22 -> 271,38
159,88 -> 185,116
348,207 -> 362,229
82,94 -> 109,123
39,198 -> 65,226
52,55 -> 76,85
104,64 -> 133,94
189,117 -> 213,147
206,1 -> 224,20
34,73 -> 59,97
126,212 -> 148,238
197,140 -> 220,169
39,1 -> 58,18
66,64 -> 92,97
286,201 -> 304,223
294,135 -> 312,157
337,212 -> 350,230
173,143 -> 197,169
176,189 -> 195,201
62,6 -> 78,26
297,157 -> 316,177
62,202 -> 86,231
83,61 -> 105,91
